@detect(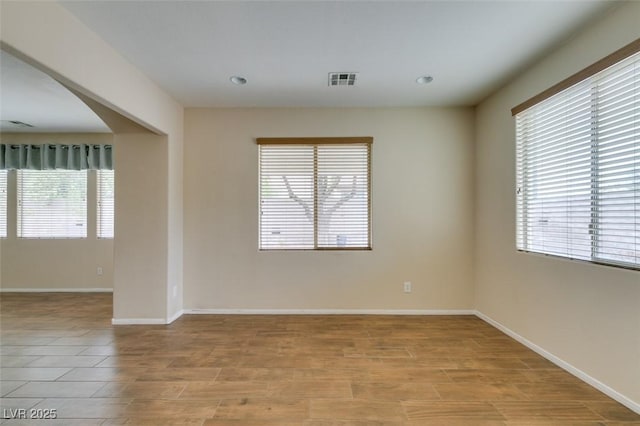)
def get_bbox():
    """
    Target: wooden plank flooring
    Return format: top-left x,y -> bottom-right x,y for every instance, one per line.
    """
0,293 -> 638,425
